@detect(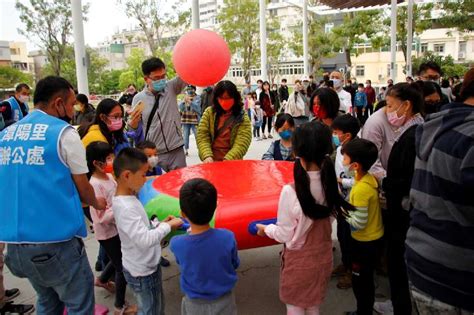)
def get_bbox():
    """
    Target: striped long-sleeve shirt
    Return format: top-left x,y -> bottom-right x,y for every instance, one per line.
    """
347,173 -> 384,242
406,103 -> 474,311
